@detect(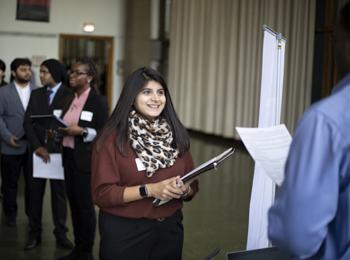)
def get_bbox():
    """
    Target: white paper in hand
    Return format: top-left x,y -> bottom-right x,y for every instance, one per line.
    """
33,153 -> 64,180
236,124 -> 292,186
